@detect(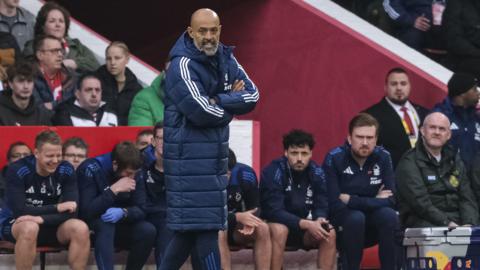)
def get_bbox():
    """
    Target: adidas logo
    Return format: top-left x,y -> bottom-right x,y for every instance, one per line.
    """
147,176 -> 155,183
26,186 -> 34,194
451,123 -> 459,130
343,167 -> 354,175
